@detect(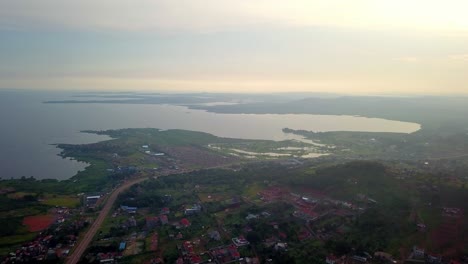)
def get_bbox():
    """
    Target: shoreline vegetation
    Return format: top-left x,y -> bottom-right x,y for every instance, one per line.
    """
1,126 -> 467,262
2,93 -> 468,262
